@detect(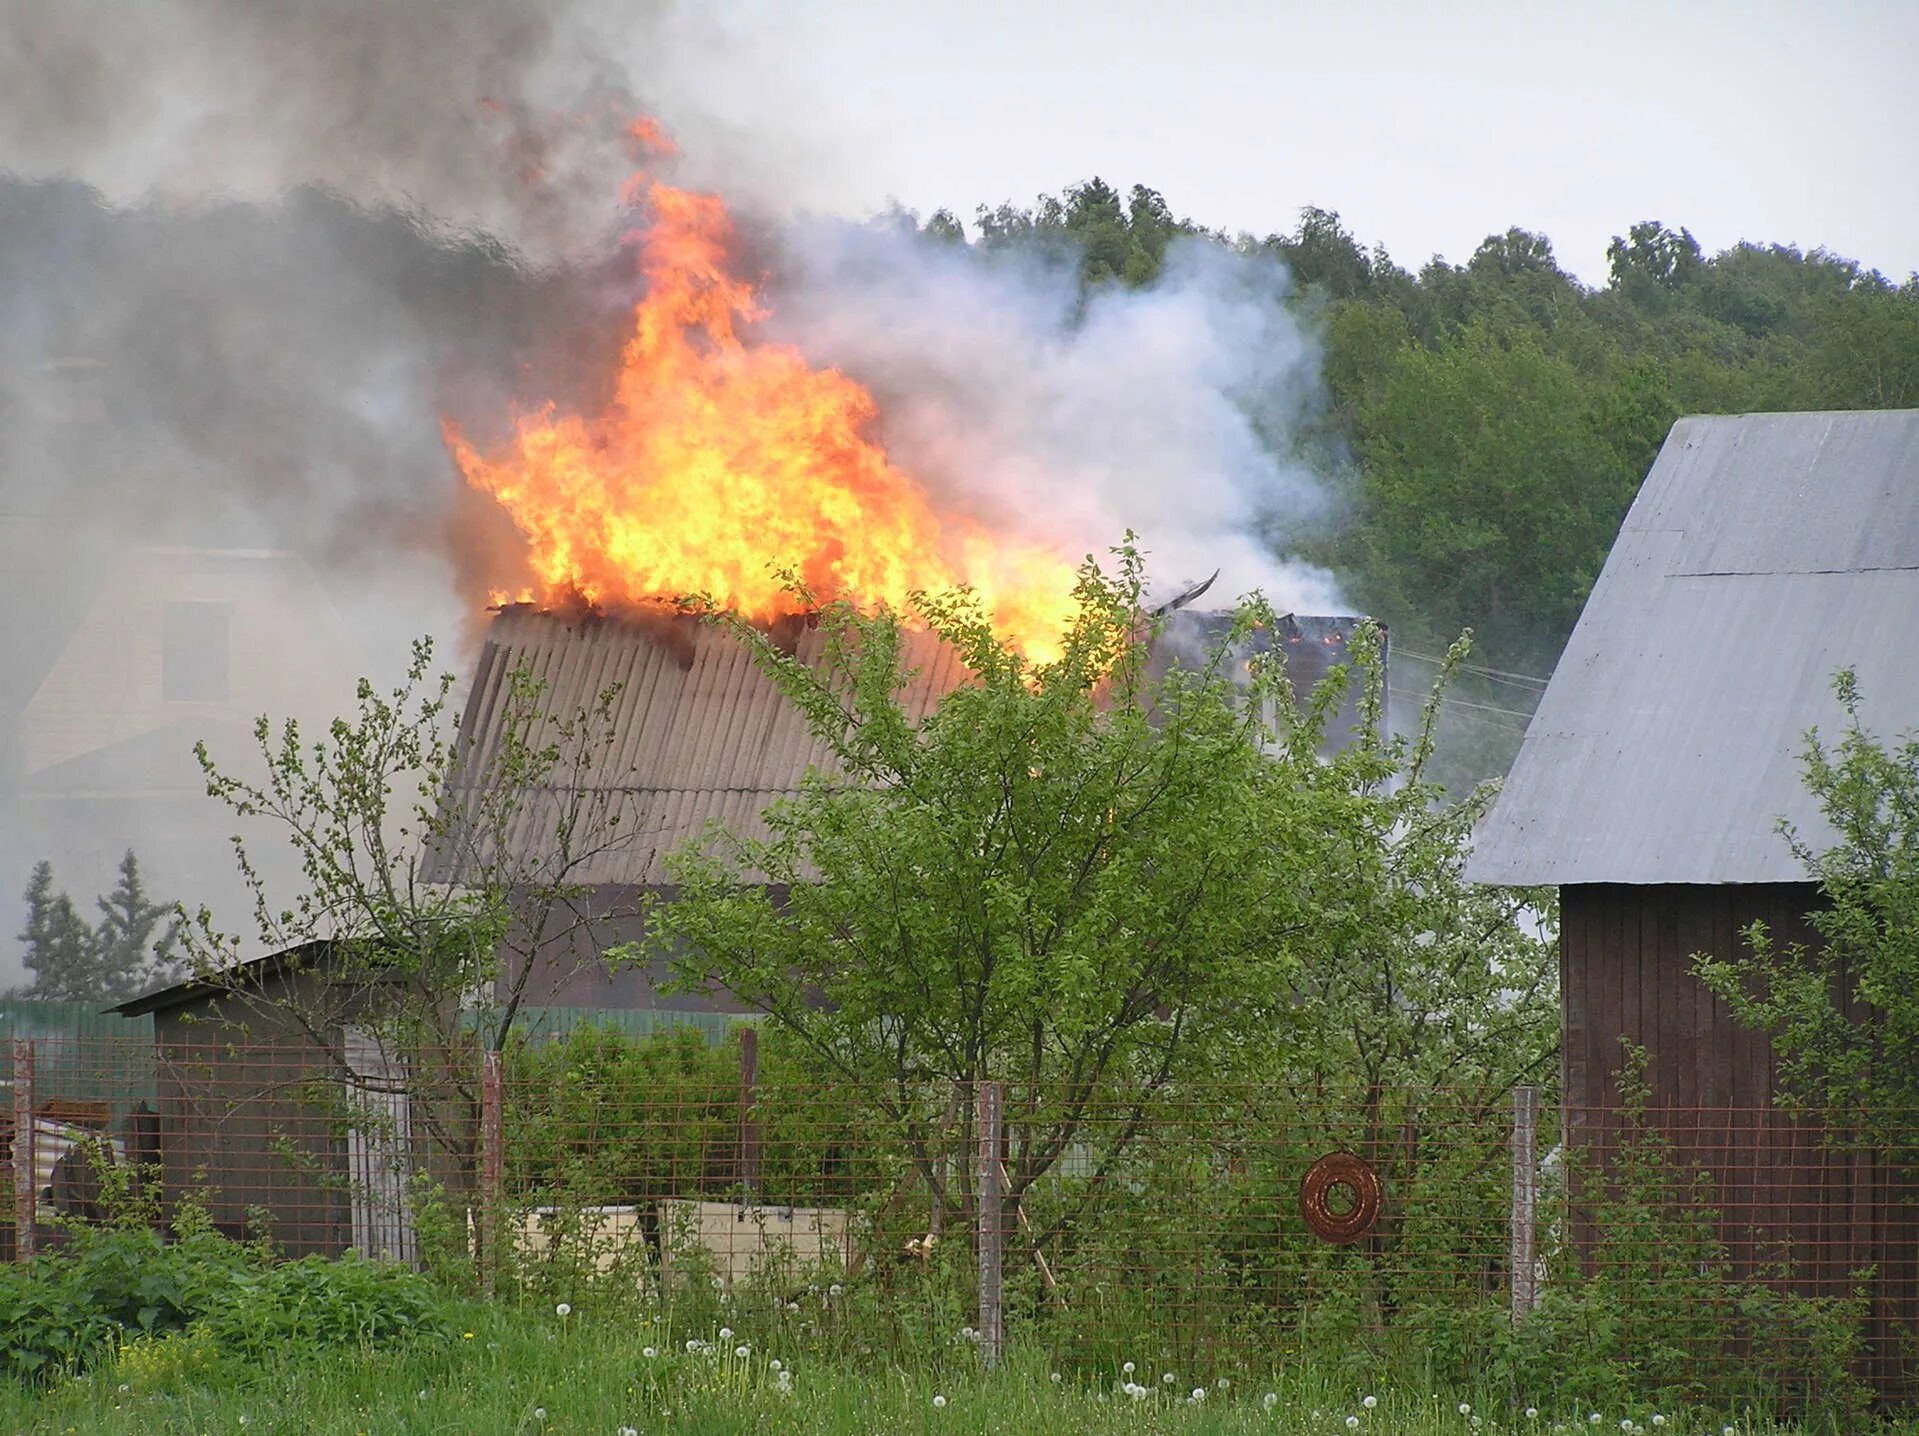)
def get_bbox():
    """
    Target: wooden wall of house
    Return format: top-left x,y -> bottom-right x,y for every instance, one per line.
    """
1560,882 -> 1824,1112
153,1007 -> 352,1258
506,883 -> 757,1015
1562,882 -> 1917,1394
